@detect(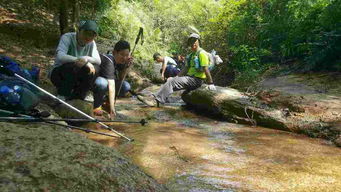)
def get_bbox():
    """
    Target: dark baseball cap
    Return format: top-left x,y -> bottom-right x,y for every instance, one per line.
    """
79,20 -> 98,34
